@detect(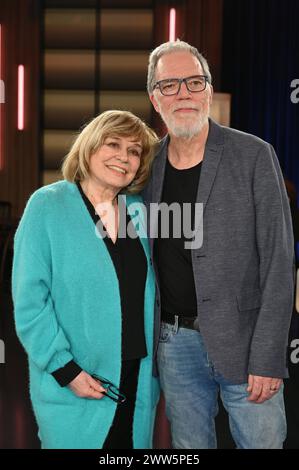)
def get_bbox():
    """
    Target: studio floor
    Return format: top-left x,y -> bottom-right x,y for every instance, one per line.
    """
1,274 -> 299,449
